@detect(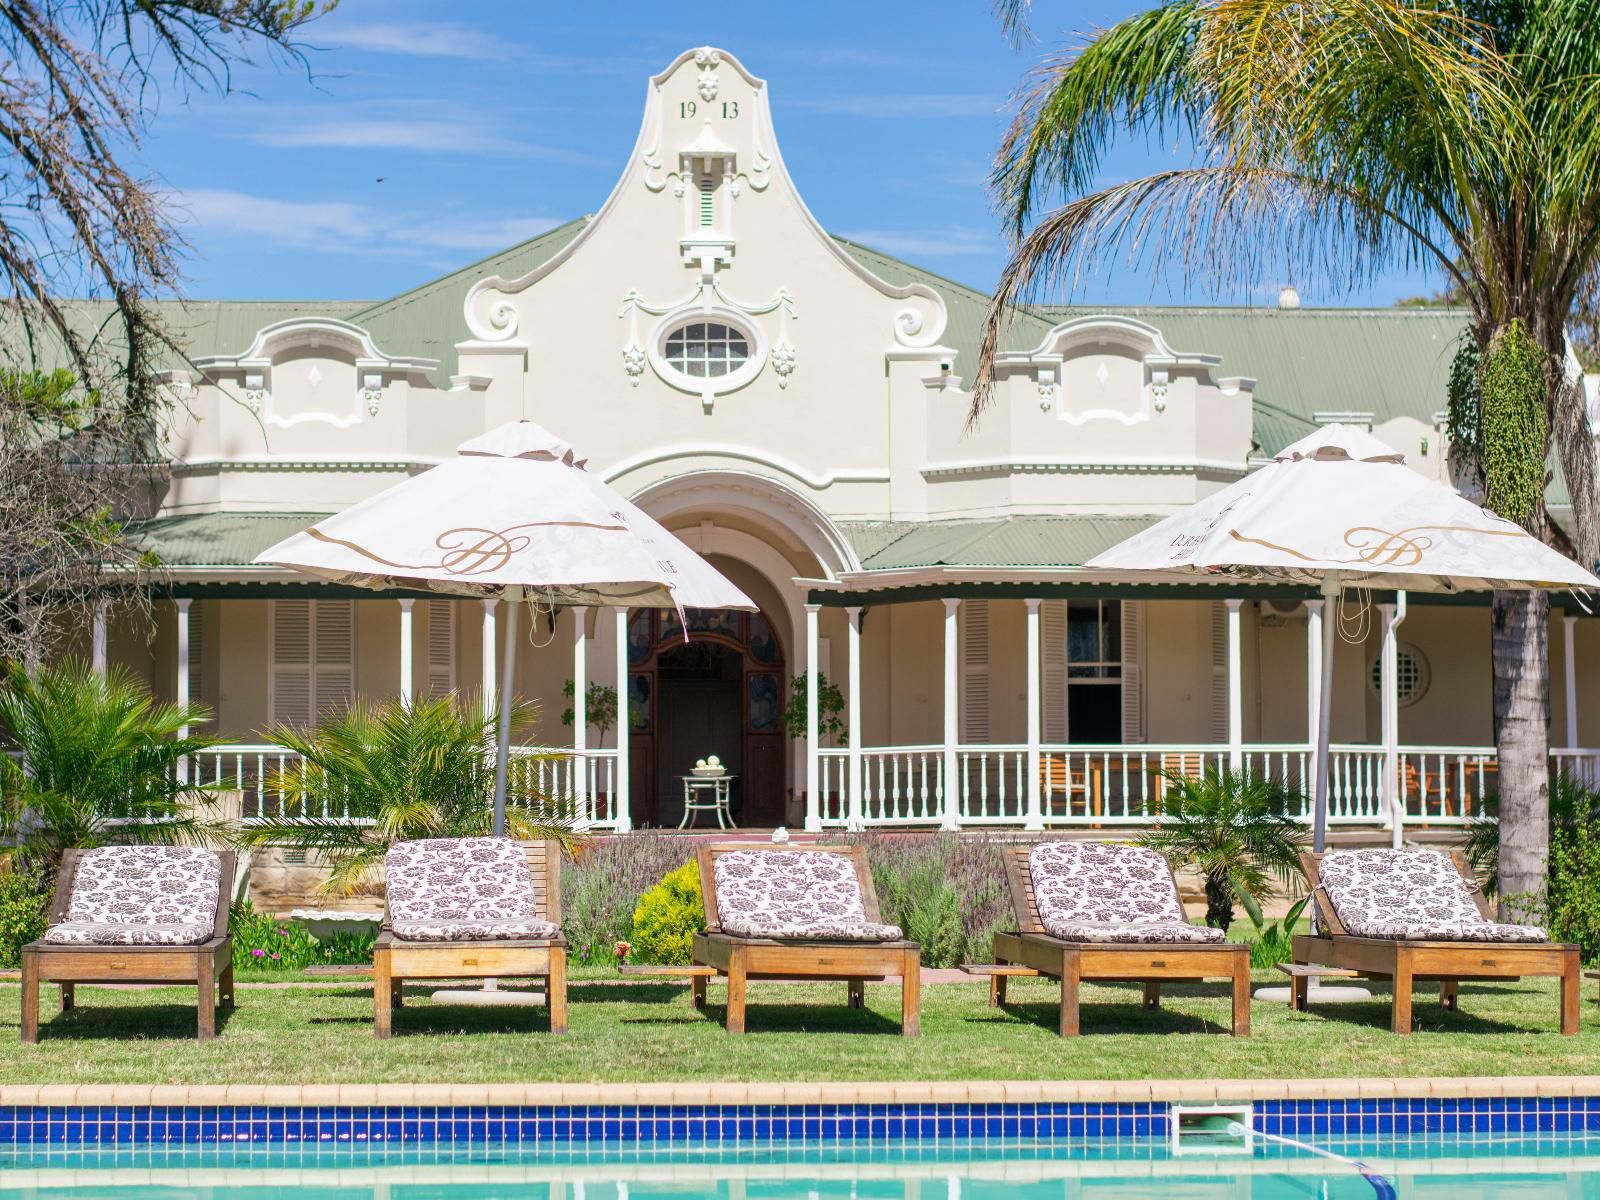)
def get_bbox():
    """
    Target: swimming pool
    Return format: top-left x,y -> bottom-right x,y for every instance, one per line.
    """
4,1096 -> 1600,1197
